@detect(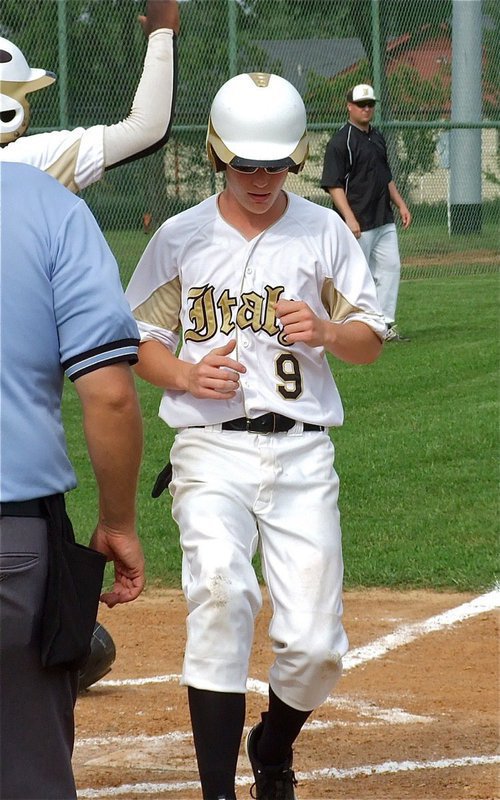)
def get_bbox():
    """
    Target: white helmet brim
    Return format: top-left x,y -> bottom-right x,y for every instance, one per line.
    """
0,37 -> 56,142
